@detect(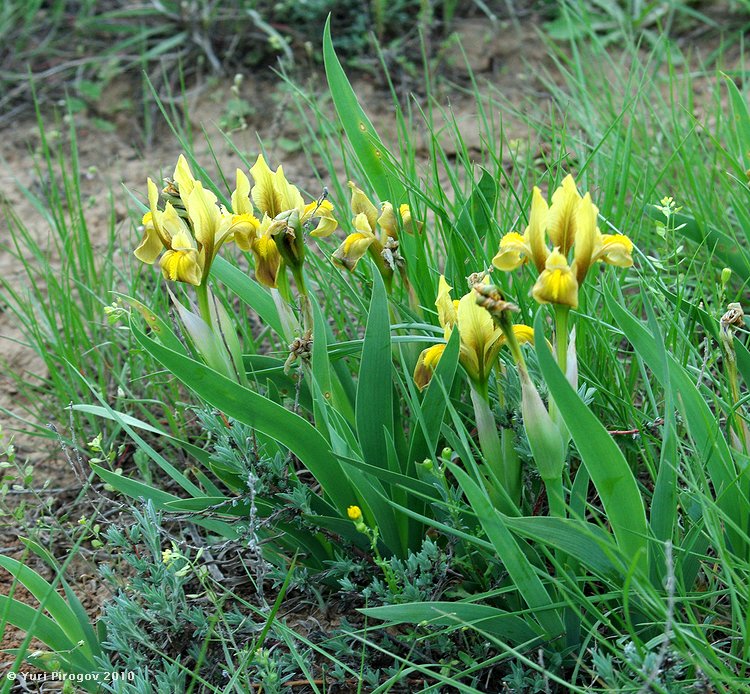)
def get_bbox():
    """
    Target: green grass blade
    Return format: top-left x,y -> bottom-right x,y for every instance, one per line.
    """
0,596 -> 95,675
337,454 -> 441,501
72,404 -> 213,467
406,328 -> 460,468
211,256 -> 284,338
322,17 -> 405,202
116,294 -> 186,353
90,464 -> 237,538
722,72 -> 750,174
644,205 -> 750,277
503,517 -> 621,579
447,168 -> 499,284
604,289 -> 747,553
448,462 -> 564,638
360,602 -> 540,644
19,539 -> 101,658
356,271 -> 394,473
0,557 -> 92,658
